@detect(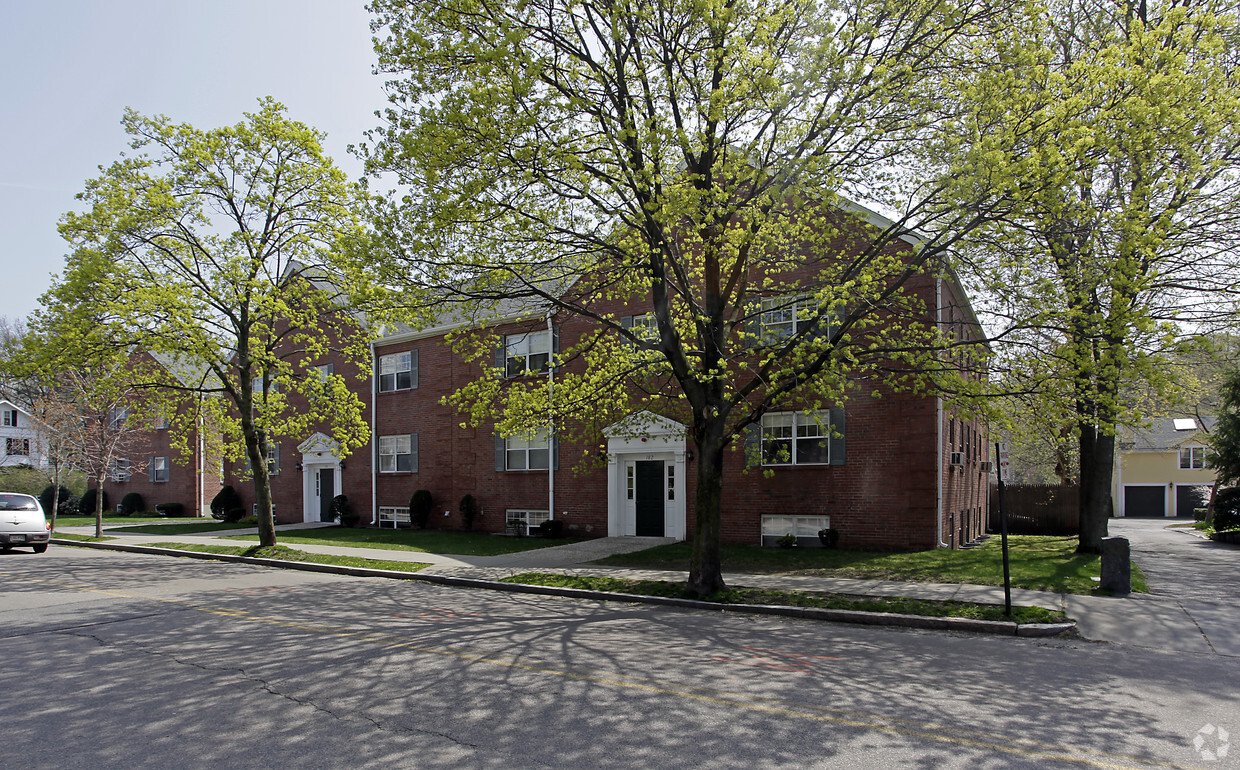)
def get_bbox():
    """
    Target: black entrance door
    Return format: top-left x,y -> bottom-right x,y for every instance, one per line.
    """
319,469 -> 335,522
635,460 -> 665,536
